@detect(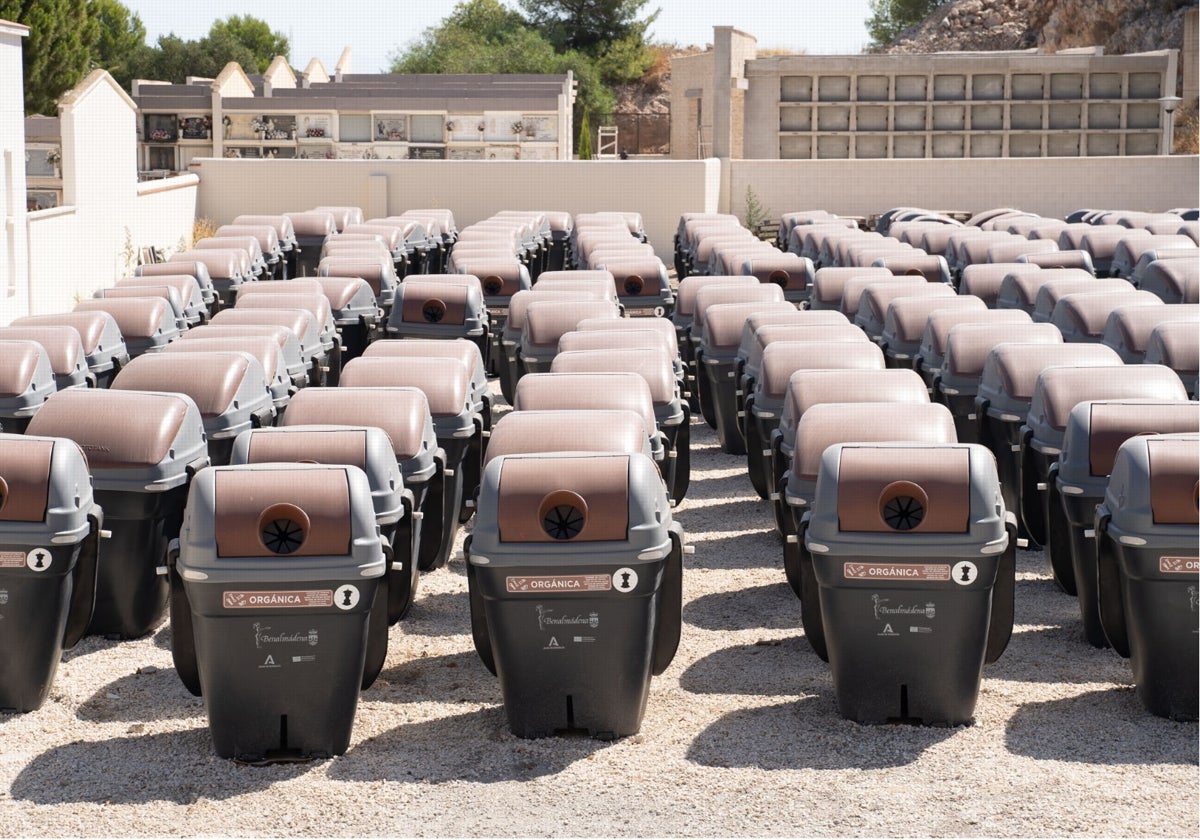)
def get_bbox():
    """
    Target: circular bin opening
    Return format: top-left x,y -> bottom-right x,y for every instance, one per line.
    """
878,481 -> 928,532
538,490 -> 588,540
422,299 -> 447,324
258,503 -> 310,555
768,269 -> 790,288
623,275 -> 644,296
483,275 -> 505,296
